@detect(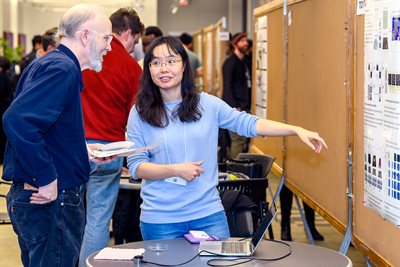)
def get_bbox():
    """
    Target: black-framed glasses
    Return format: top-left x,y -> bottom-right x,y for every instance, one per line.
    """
149,58 -> 182,69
